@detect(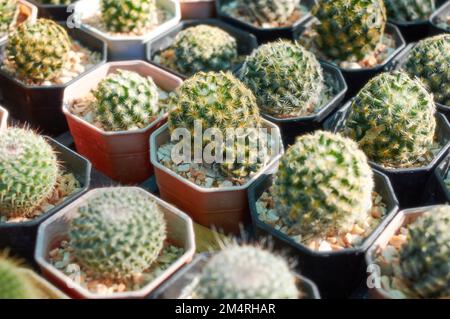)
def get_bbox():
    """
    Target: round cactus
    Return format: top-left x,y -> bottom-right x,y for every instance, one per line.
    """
195,245 -> 300,299
69,187 -> 167,280
312,0 -> 387,61
0,128 -> 59,218
399,205 -> 450,298
0,256 -> 38,299
235,0 -> 298,24
91,69 -> 160,131
404,34 -> 450,106
384,0 -> 435,22
6,18 -> 71,82
238,40 -> 324,117
273,131 -> 374,238
100,0 -> 157,33
343,71 -> 436,168
172,25 -> 238,76
0,0 -> 18,36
